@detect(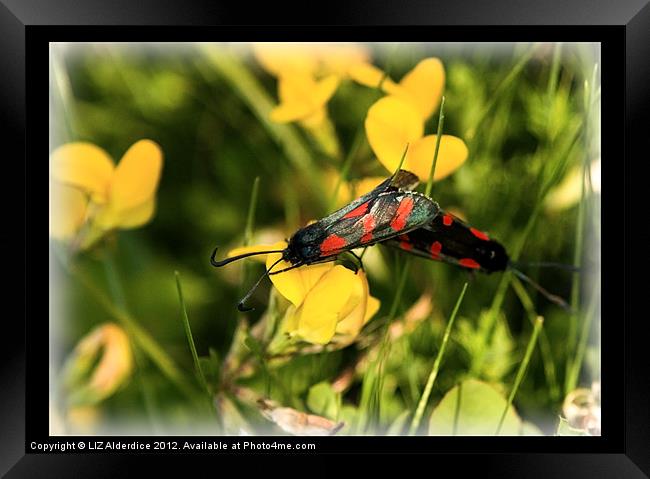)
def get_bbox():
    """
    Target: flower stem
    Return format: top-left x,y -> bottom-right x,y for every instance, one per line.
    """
409,282 -> 468,435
